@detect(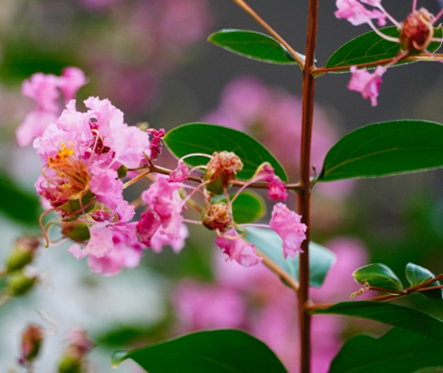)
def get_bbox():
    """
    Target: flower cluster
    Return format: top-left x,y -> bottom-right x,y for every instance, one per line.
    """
335,0 -> 443,105
19,70 -> 307,275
